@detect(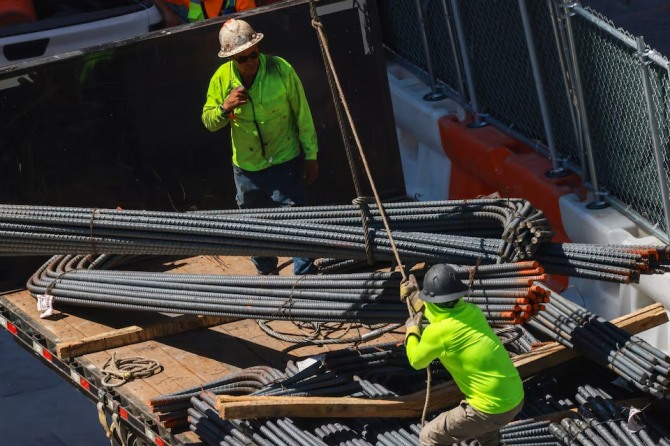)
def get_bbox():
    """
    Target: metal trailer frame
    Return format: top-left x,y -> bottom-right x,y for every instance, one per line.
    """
0,298 -> 173,446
